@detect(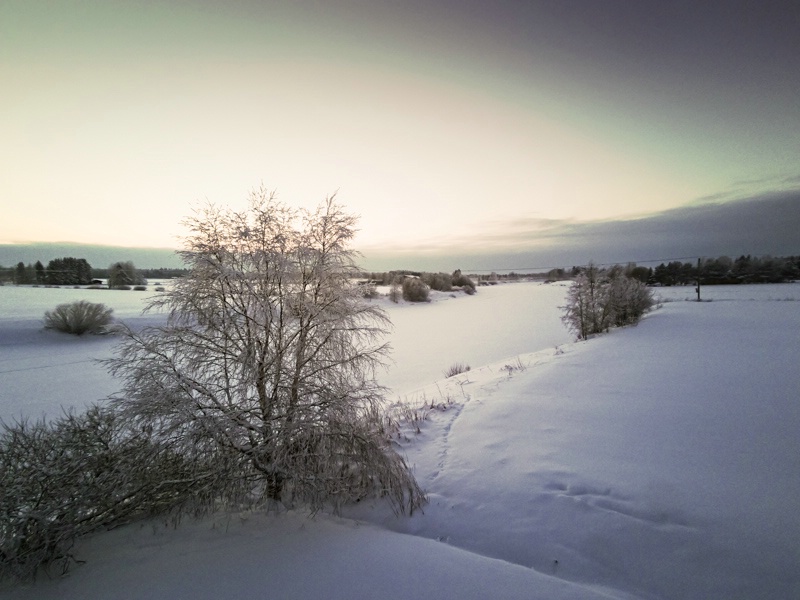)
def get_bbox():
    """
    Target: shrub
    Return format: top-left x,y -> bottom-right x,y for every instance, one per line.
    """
0,406 -> 226,581
452,269 -> 476,294
422,272 -> 453,292
43,300 -> 114,335
444,362 -> 470,378
401,277 -> 430,302
561,263 -> 655,340
133,285 -> 147,291
389,284 -> 401,303
606,271 -> 655,327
